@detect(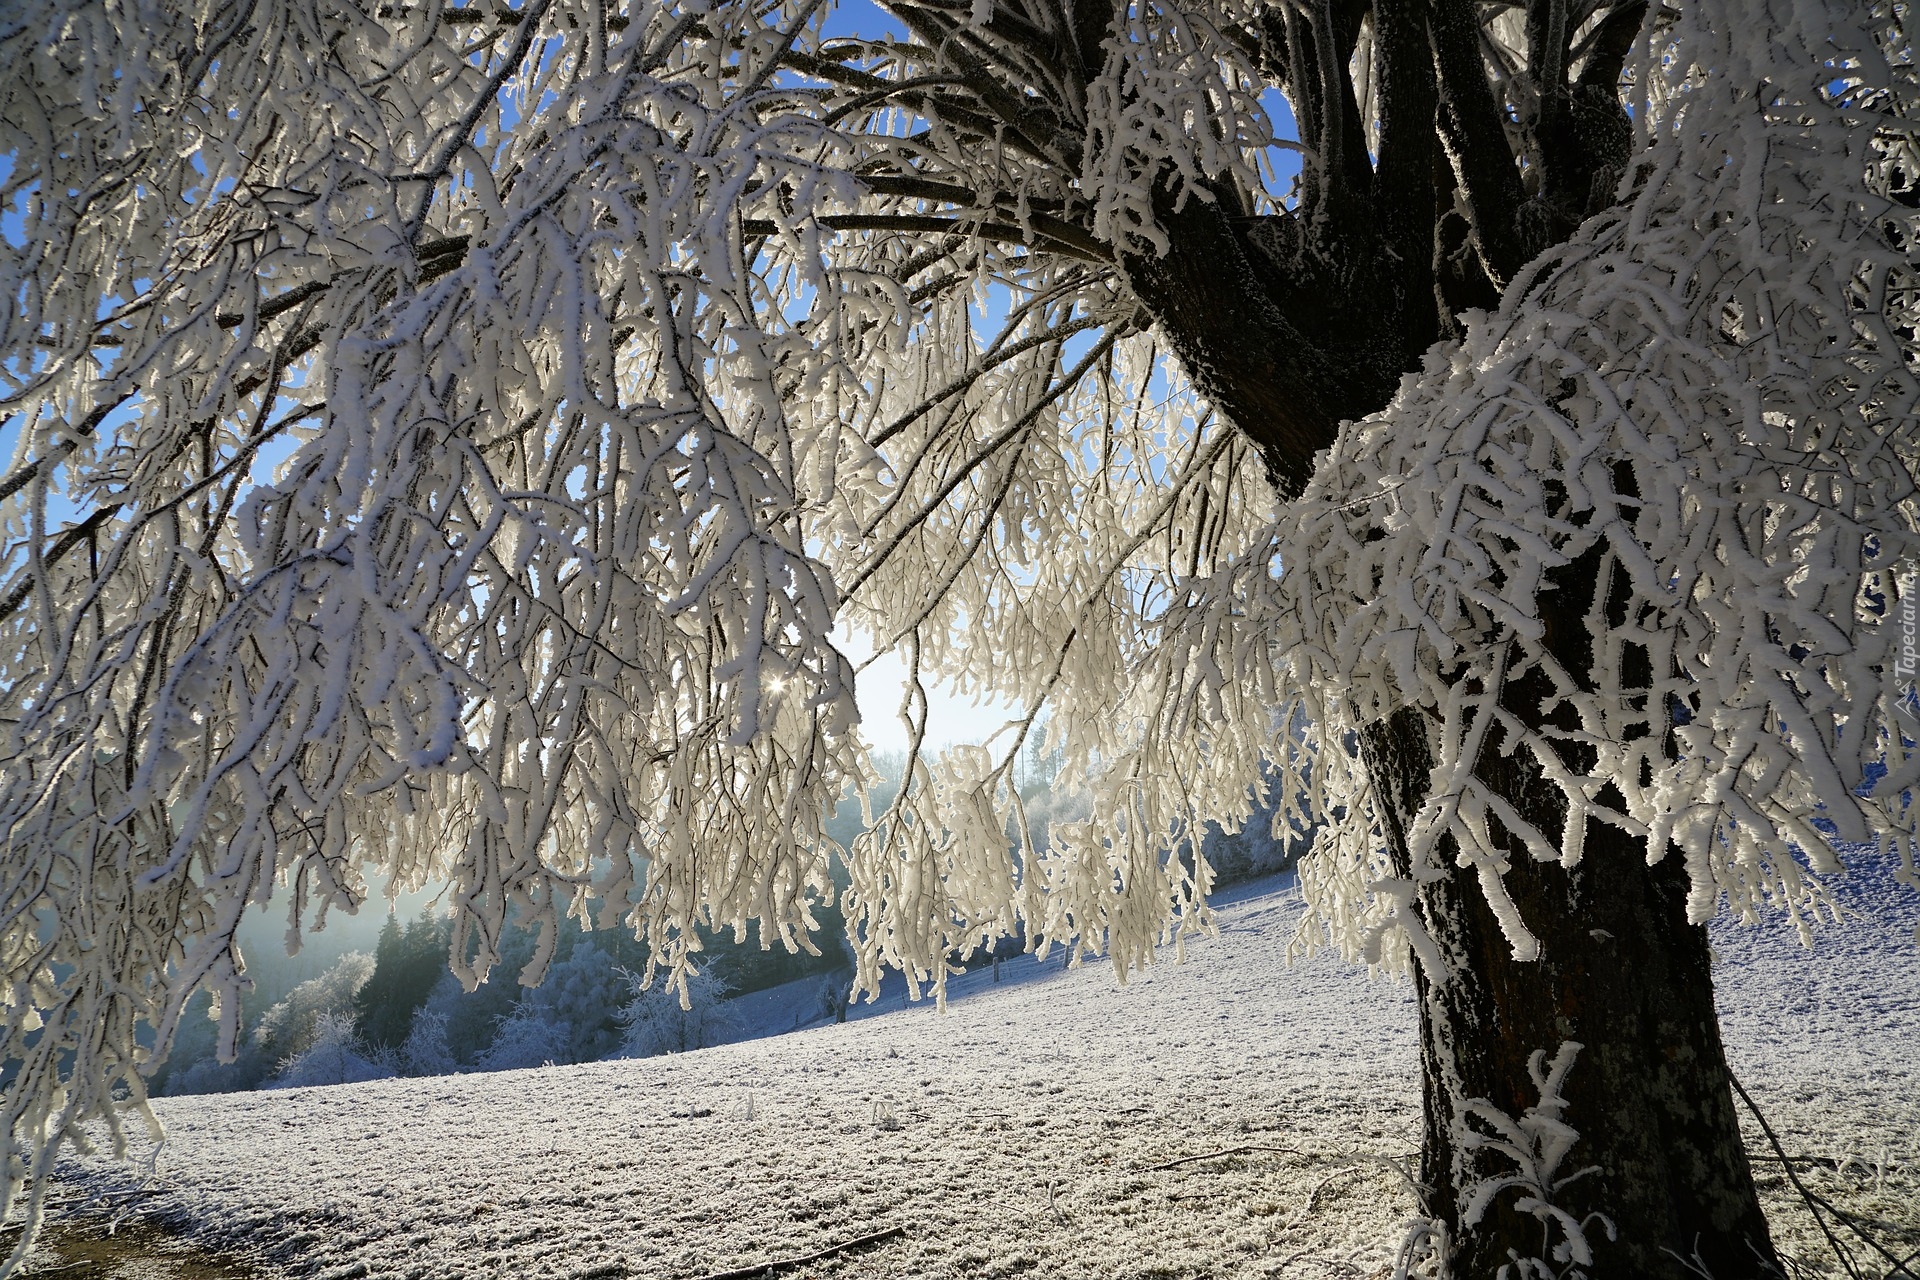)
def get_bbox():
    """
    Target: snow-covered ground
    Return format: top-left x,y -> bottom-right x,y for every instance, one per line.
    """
35,864 -> 1920,1279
